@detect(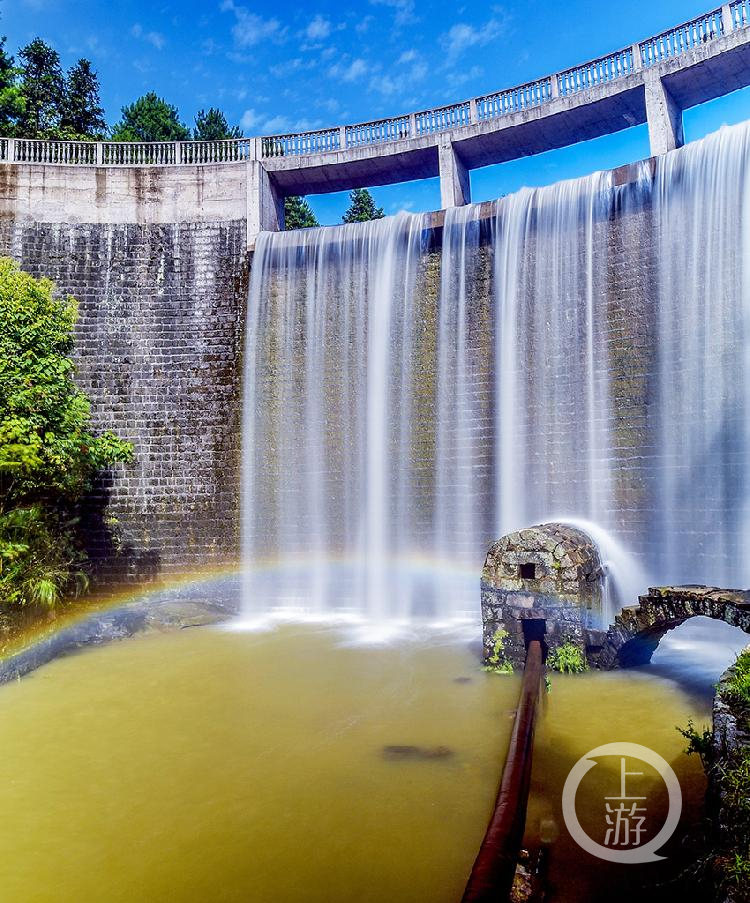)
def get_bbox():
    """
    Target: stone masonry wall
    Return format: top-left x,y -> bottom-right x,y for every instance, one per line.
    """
0,220 -> 248,580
